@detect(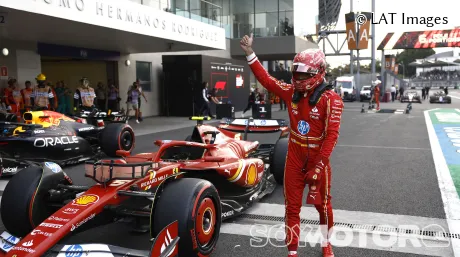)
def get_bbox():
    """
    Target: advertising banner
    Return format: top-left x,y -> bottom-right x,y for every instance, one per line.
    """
202,56 -> 250,112
378,28 -> 460,50
345,12 -> 372,50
